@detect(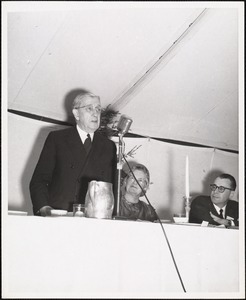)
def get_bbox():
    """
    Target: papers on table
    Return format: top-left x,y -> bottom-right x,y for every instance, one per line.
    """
8,210 -> 28,216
